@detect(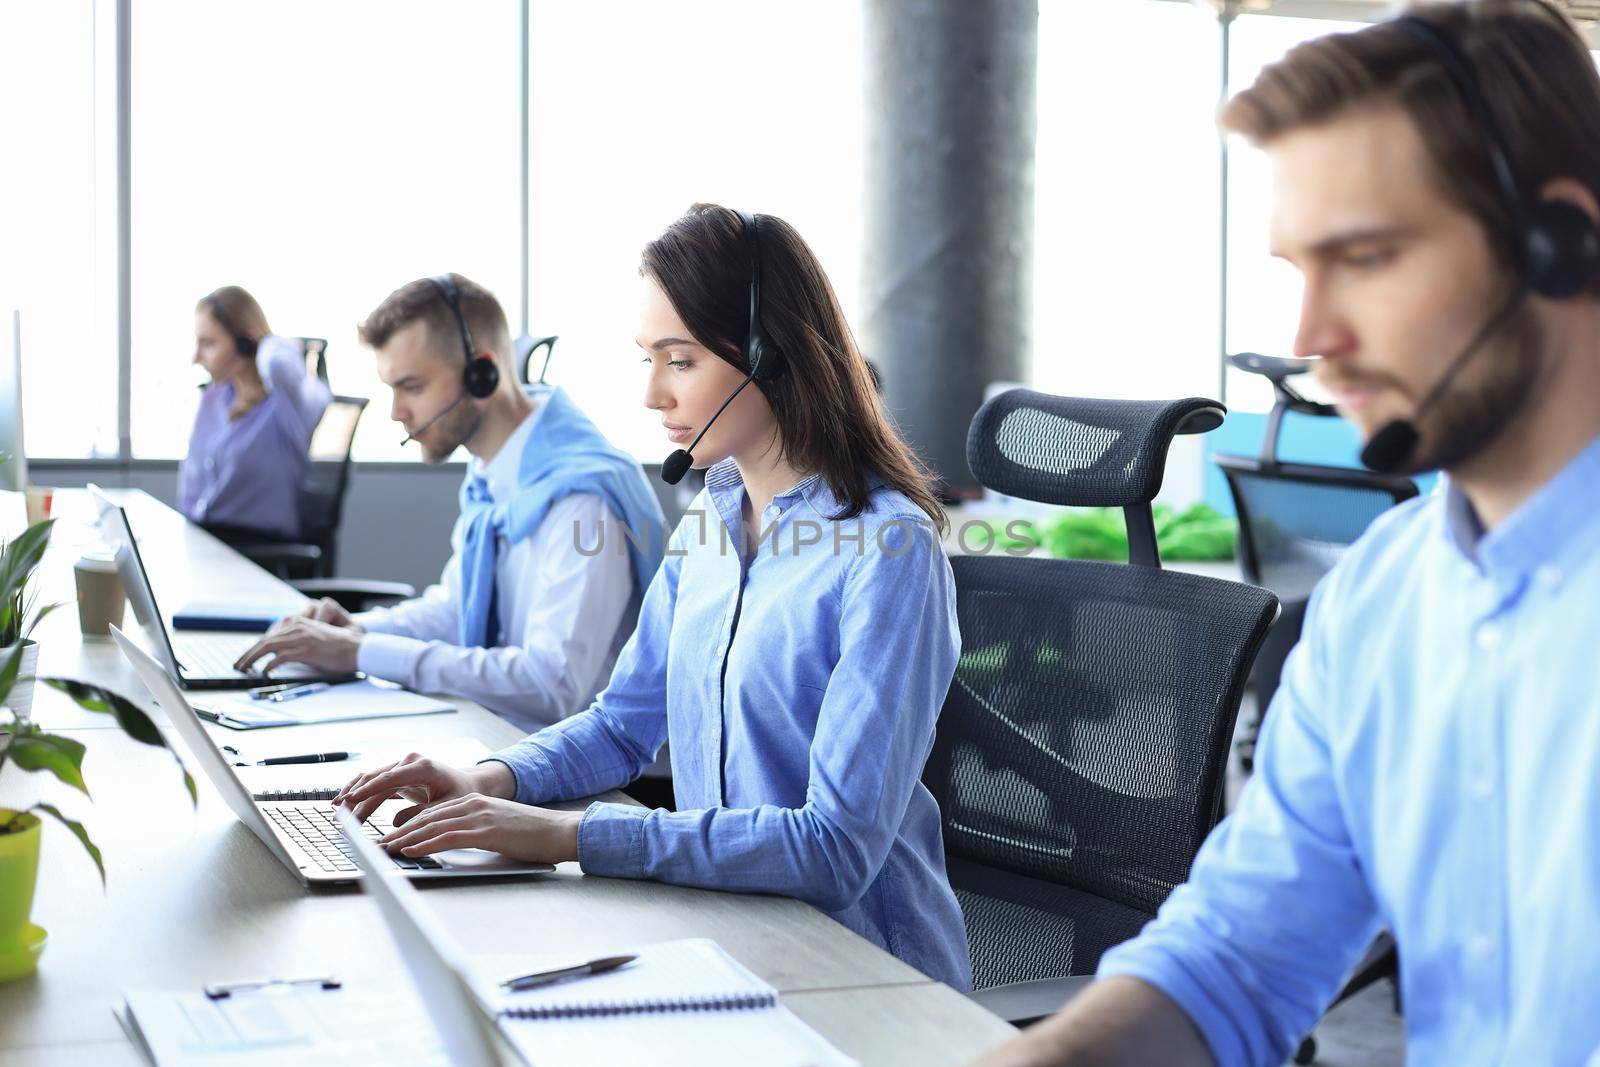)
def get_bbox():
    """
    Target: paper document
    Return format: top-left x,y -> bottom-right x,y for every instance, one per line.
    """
191,681 -> 455,729
483,939 -> 857,1067
119,984 -> 448,1067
